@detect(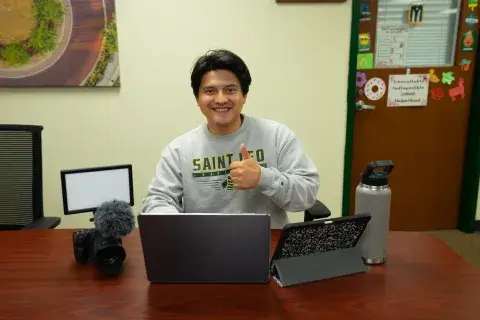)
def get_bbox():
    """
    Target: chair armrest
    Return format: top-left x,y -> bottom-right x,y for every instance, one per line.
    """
22,217 -> 61,230
304,199 -> 331,221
